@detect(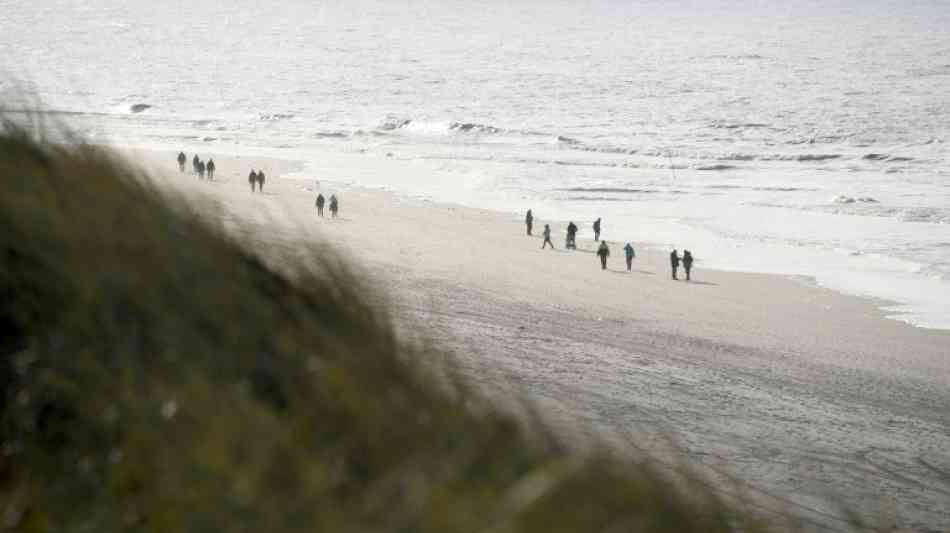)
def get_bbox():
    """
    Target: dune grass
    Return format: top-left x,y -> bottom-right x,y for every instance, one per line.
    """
0,116 -> 816,532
